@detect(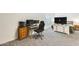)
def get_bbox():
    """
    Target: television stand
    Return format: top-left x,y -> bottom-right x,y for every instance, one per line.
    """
53,24 -> 70,35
